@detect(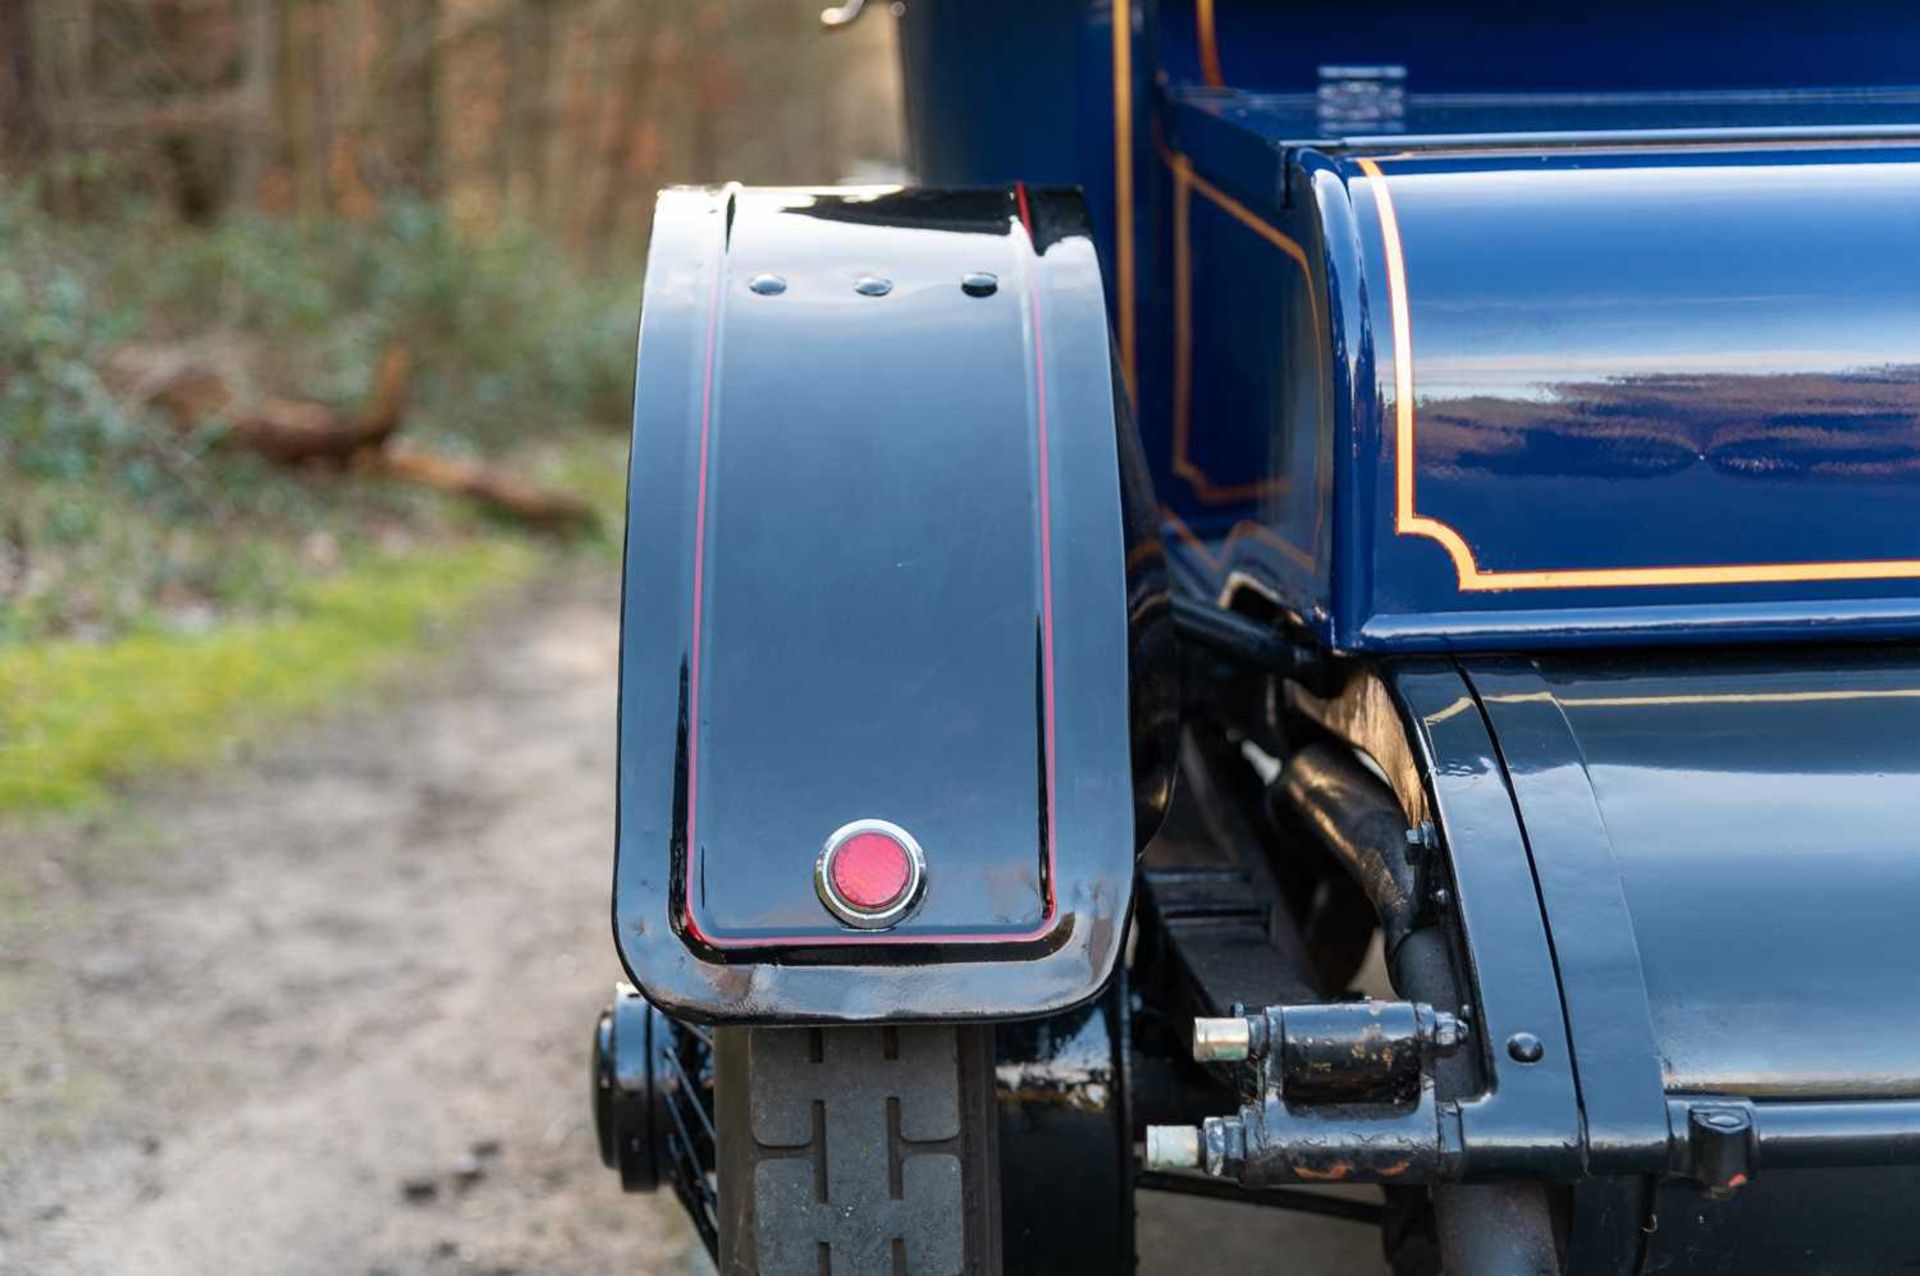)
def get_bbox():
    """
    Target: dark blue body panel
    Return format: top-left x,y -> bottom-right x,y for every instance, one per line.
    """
897,0 -> 1920,653
1153,0 -> 1920,98
1170,129 -> 1920,654
1339,141 -> 1920,650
